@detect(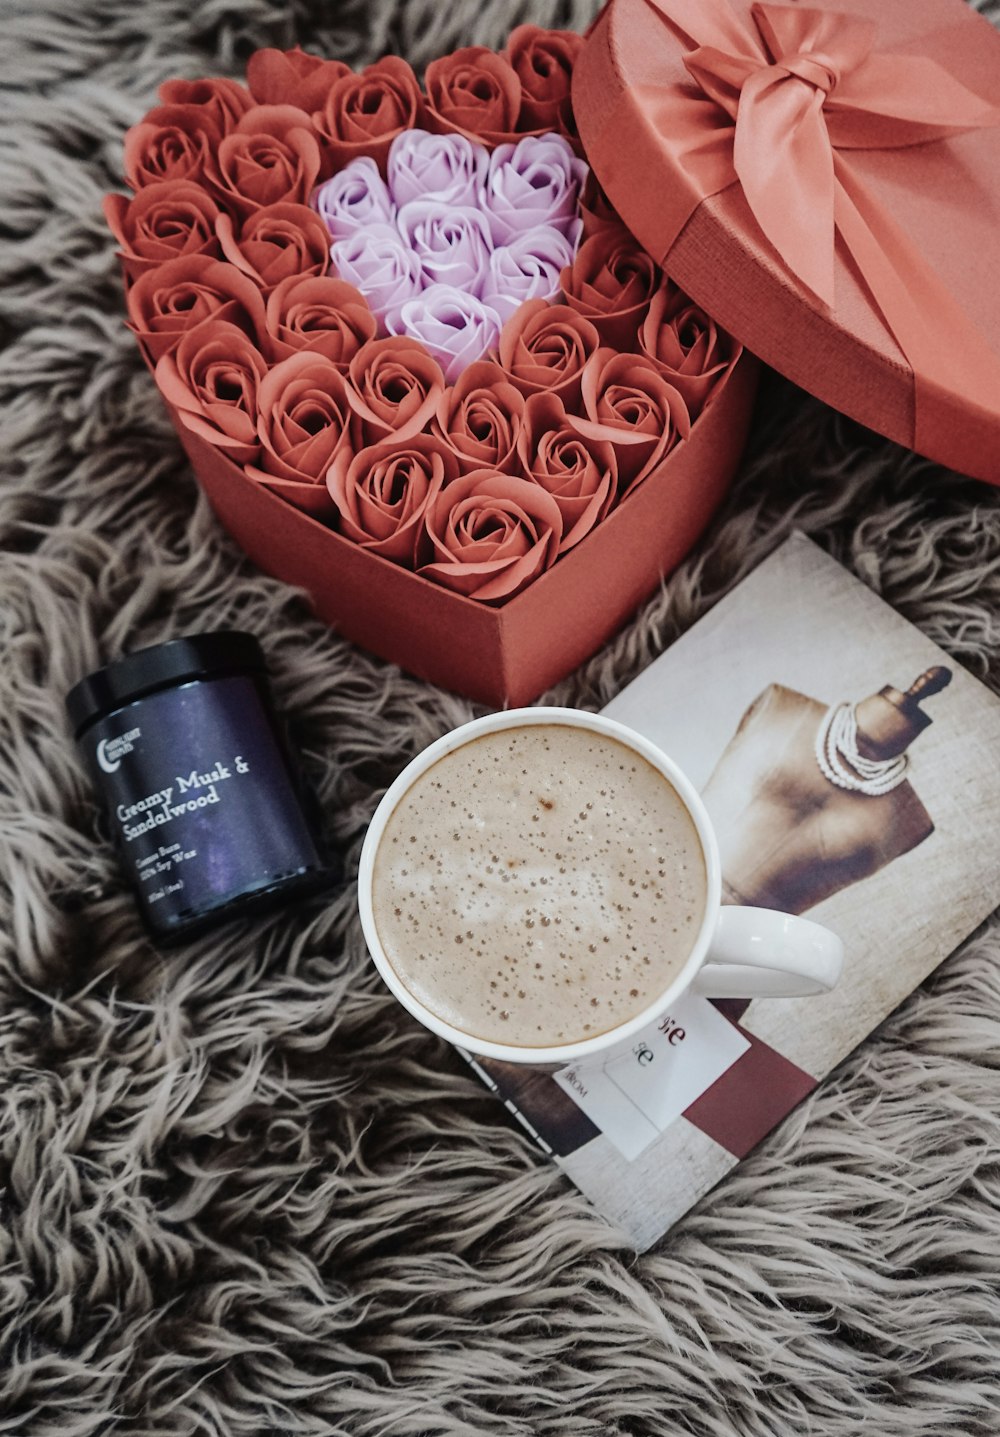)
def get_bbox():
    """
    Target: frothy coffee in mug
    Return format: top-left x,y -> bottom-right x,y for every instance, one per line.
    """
370,723 -> 707,1046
